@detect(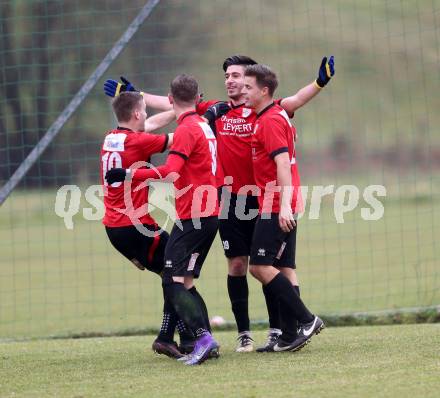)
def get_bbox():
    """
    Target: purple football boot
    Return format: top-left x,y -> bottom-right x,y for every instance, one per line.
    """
184,333 -> 219,366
